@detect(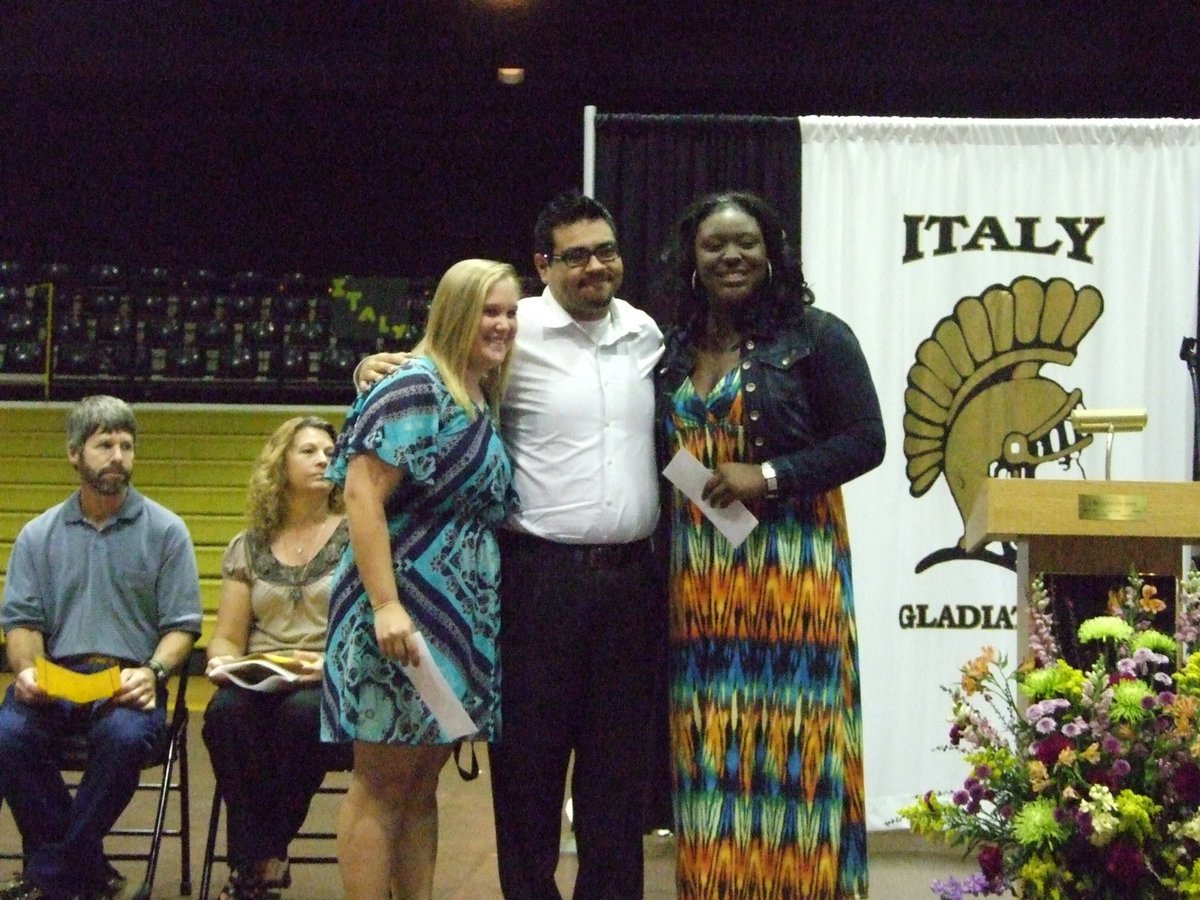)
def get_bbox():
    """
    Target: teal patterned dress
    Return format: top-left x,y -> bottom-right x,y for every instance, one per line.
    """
321,358 -> 516,745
